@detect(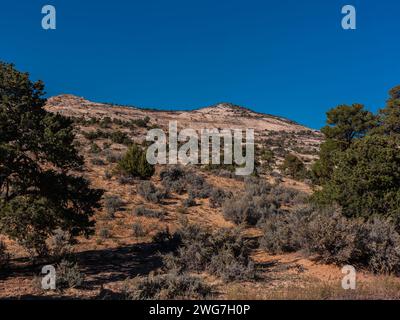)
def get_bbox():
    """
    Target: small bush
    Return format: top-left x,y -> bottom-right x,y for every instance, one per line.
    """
56,260 -> 84,290
104,150 -> 122,163
89,143 -> 101,154
99,227 -> 111,239
137,181 -> 168,204
259,212 -> 306,254
183,195 -> 196,208
159,166 -> 187,194
110,130 -> 132,145
91,157 -> 105,166
134,206 -> 165,219
132,222 -> 146,238
123,272 -> 212,300
104,195 -> 124,219
117,144 -> 154,179
209,188 -> 231,208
